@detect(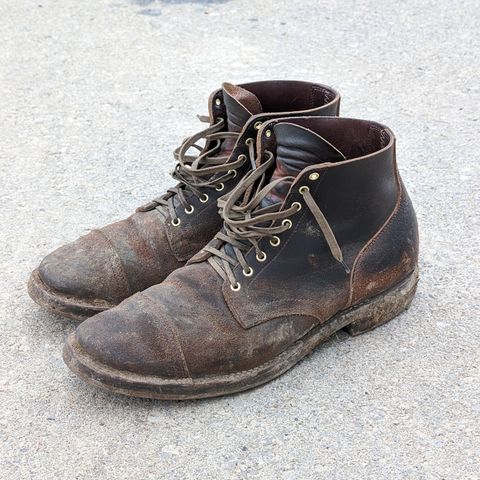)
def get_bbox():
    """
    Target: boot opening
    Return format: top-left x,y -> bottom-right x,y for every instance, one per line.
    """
275,117 -> 393,160
239,80 -> 338,113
